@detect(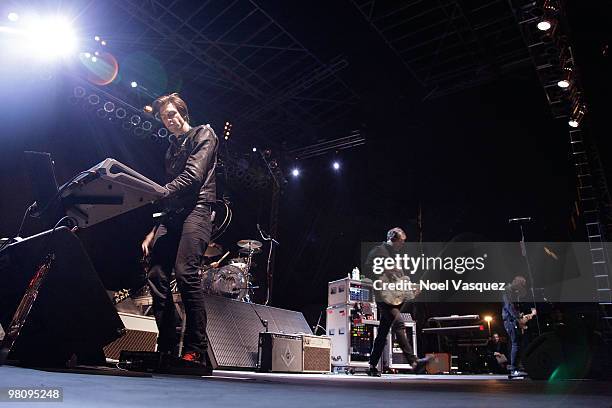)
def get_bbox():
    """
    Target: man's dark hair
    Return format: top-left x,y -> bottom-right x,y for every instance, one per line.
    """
153,92 -> 190,123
